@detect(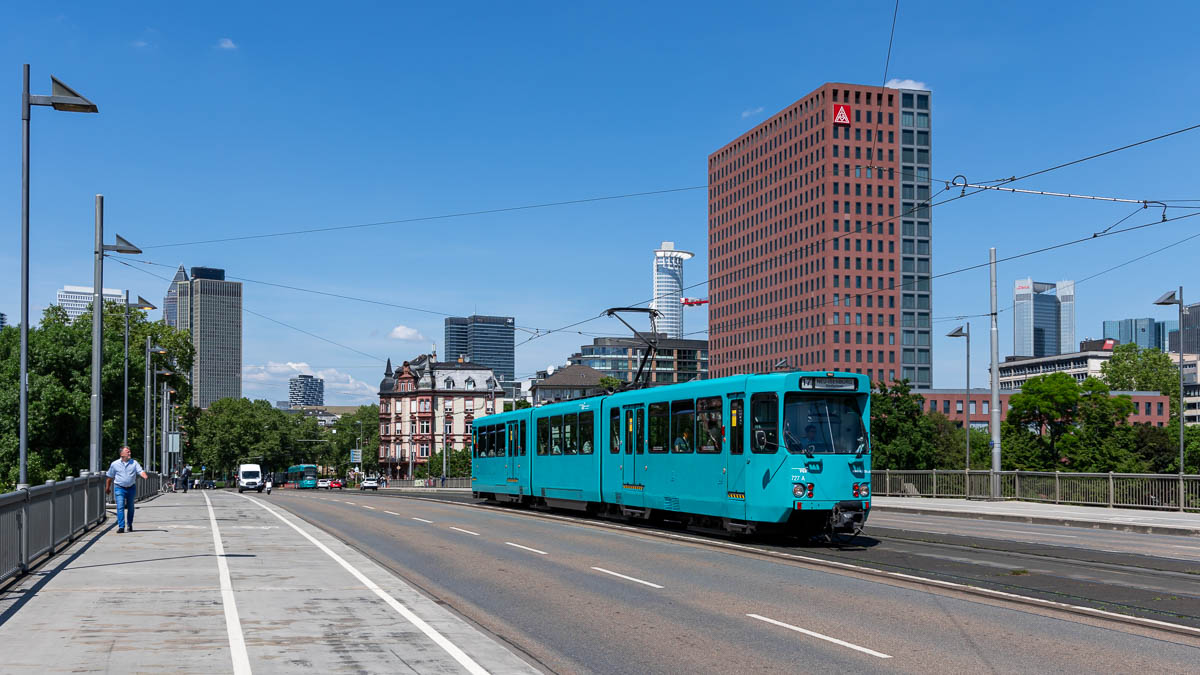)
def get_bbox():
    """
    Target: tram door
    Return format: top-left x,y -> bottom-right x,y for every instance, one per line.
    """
726,398 -> 746,519
622,406 -> 643,507
507,421 -> 521,485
